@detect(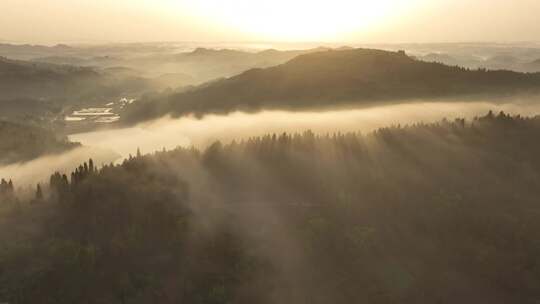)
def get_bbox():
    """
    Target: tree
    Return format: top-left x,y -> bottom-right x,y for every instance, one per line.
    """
62,174 -> 69,185
0,178 -> 7,195
36,183 -> 43,201
8,179 -> 14,193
